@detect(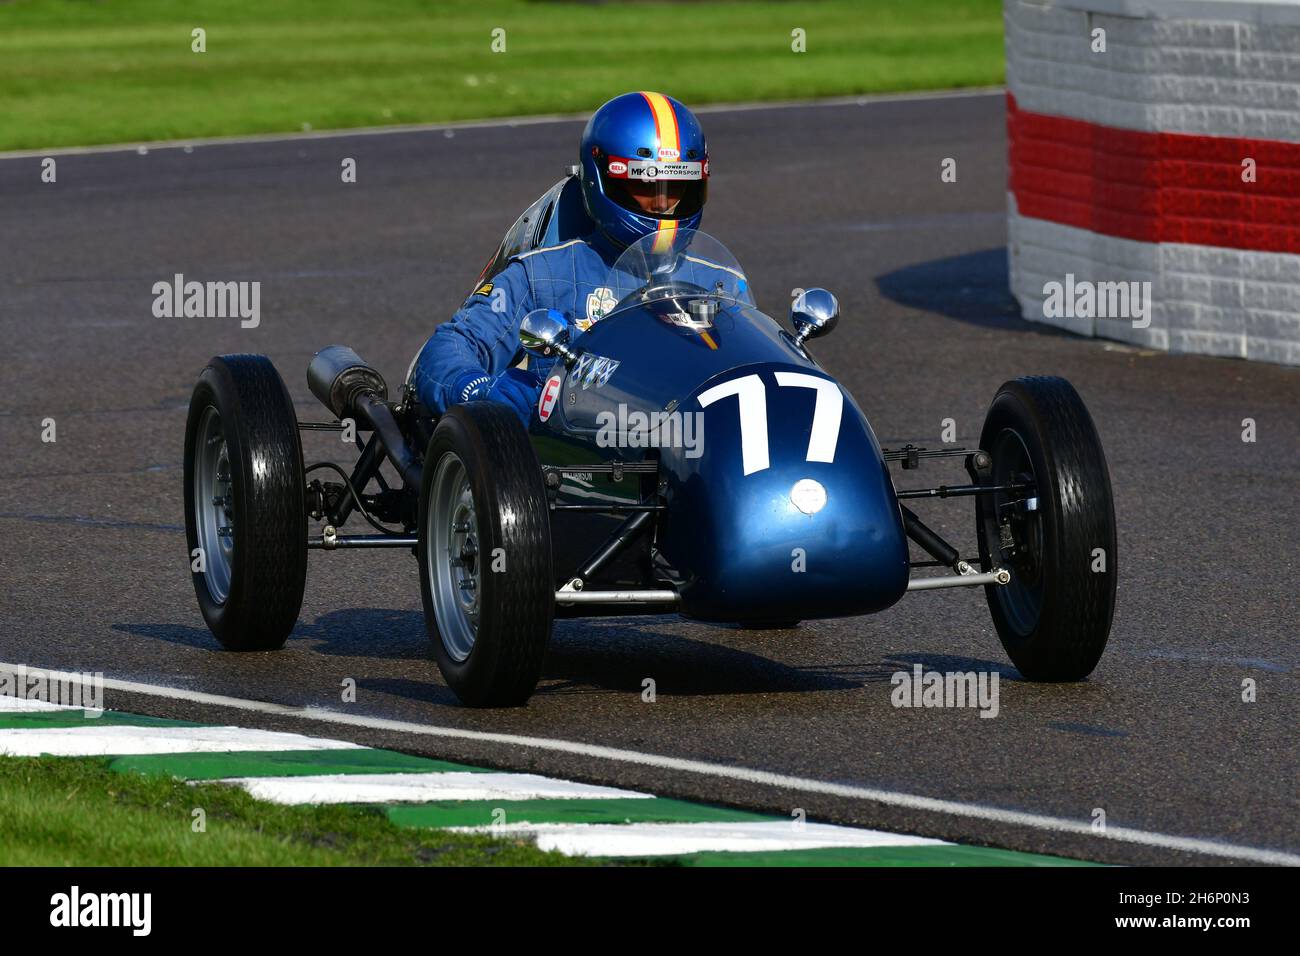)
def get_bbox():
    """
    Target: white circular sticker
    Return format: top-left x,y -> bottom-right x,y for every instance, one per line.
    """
538,373 -> 563,422
790,478 -> 827,515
